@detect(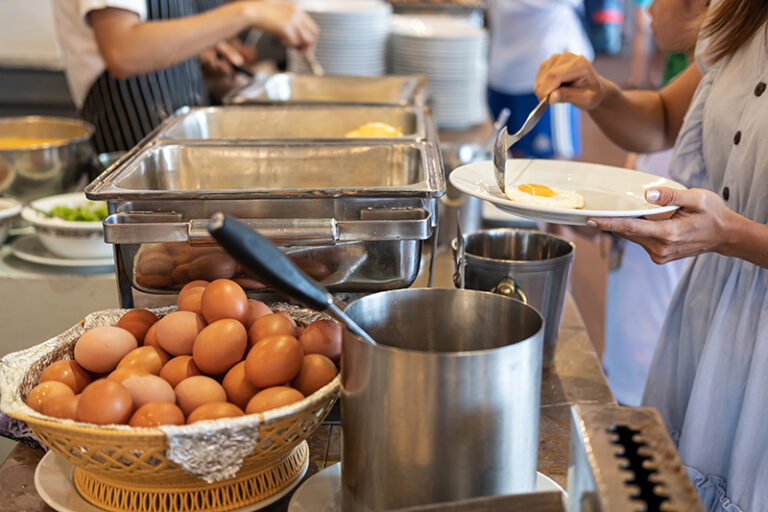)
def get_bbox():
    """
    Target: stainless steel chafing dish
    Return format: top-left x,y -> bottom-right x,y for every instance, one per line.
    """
153,105 -> 433,142
85,141 -> 443,307
225,73 -> 428,106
